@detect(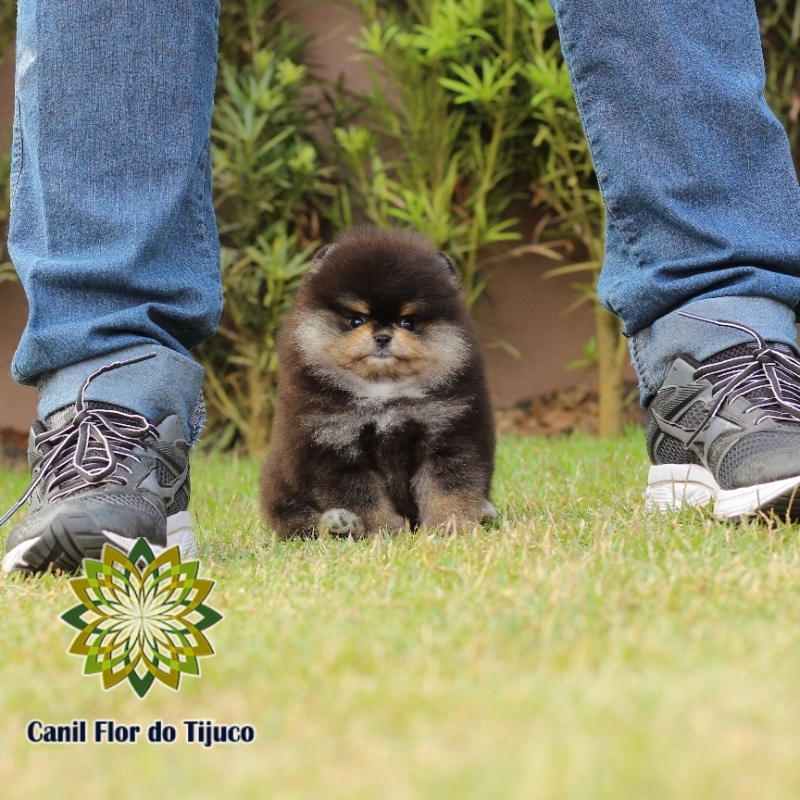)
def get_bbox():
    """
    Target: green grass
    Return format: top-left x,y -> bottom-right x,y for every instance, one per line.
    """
4,429 -> 800,798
